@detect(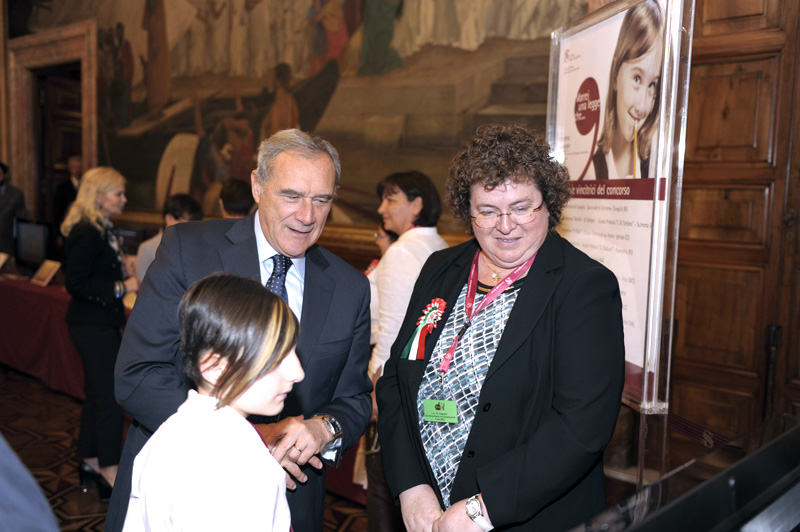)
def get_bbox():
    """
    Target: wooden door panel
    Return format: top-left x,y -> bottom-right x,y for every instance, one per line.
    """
675,264 -> 764,372
679,186 -> 770,244
671,381 -> 755,439
686,58 -> 776,163
694,0 -> 781,36
42,74 -> 81,225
